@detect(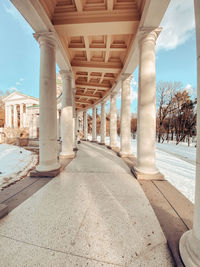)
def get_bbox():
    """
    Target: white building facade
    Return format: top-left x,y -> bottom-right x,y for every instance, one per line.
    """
3,92 -> 39,138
